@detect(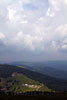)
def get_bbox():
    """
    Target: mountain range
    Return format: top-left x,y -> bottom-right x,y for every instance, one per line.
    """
9,61 -> 67,80
0,64 -> 67,92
